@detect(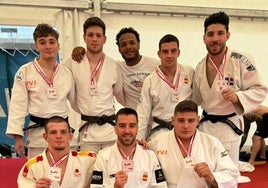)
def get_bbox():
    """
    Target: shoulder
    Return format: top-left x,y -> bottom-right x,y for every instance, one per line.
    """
197,130 -> 220,143
142,56 -> 160,66
104,55 -> 117,64
149,131 -> 170,147
22,154 -> 44,177
195,57 -> 207,69
71,150 -> 96,158
228,49 -> 256,69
